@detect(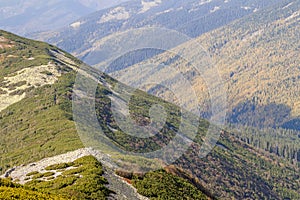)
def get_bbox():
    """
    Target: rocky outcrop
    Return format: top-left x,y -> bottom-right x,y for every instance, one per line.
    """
0,148 -> 148,200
